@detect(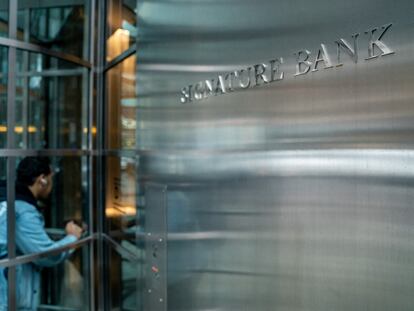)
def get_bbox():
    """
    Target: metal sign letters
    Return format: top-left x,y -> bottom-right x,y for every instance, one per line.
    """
180,23 -> 395,104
